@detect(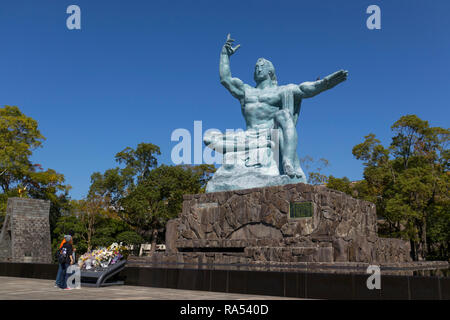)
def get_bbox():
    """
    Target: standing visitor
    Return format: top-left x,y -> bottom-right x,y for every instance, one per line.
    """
54,236 -> 66,288
56,235 -> 74,290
